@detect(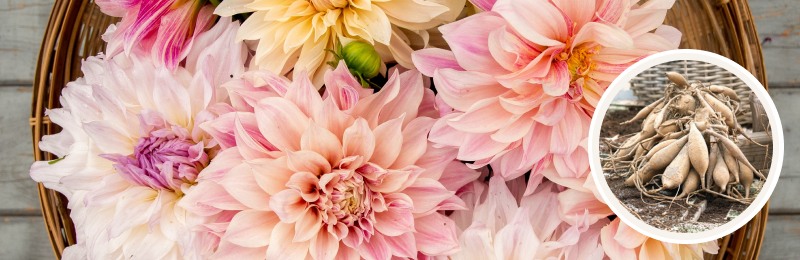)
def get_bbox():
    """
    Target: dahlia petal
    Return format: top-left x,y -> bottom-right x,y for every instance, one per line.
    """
383,232 -> 417,258
358,232 -> 392,260
596,0 -> 631,26
492,0 -> 567,46
540,60 -> 571,96
391,117 -> 435,168
270,189 -> 309,223
438,161 -> 481,191
615,220 -> 649,249
294,209 -> 323,242
654,25 -> 681,47
428,113 -> 466,148
254,70 -> 292,96
323,62 -> 371,112
255,97 -> 310,152
123,0 -> 172,55
557,189 -> 613,226
494,208 -> 539,260
379,70 -> 425,126
549,105 -> 584,155
334,242 -> 360,260
351,71 -> 401,128
210,240 -> 267,260
432,68 -> 509,112
625,1 -> 674,38
457,133 -> 510,161
315,97 -> 356,140
224,210 -> 280,248
439,12 -> 509,75
410,48 -> 463,77
234,112 -> 278,160
450,222 -> 495,260
199,113 -> 237,149
266,222 -> 311,259
218,163 -> 272,211
310,229 -> 339,260
179,182 -> 247,216
286,70 -> 324,117
153,68 -> 193,126
302,120 -> 344,167
286,171 -> 322,202
639,239 -> 668,260
519,183 -> 560,239
552,0 -> 594,31
374,205 -> 415,236
403,178 -> 456,214
342,118 -> 376,162
108,187 -> 159,238
354,6 -> 391,45
491,114 -> 534,144
470,0 -> 496,11
413,213 -> 460,256
572,21 -> 635,50
448,97 -> 514,134
376,0 -> 449,24
83,173 -> 130,208
370,116 -> 404,168
633,30 -> 679,53
82,120 -> 133,154
601,219 -> 638,260
287,150 -> 332,175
